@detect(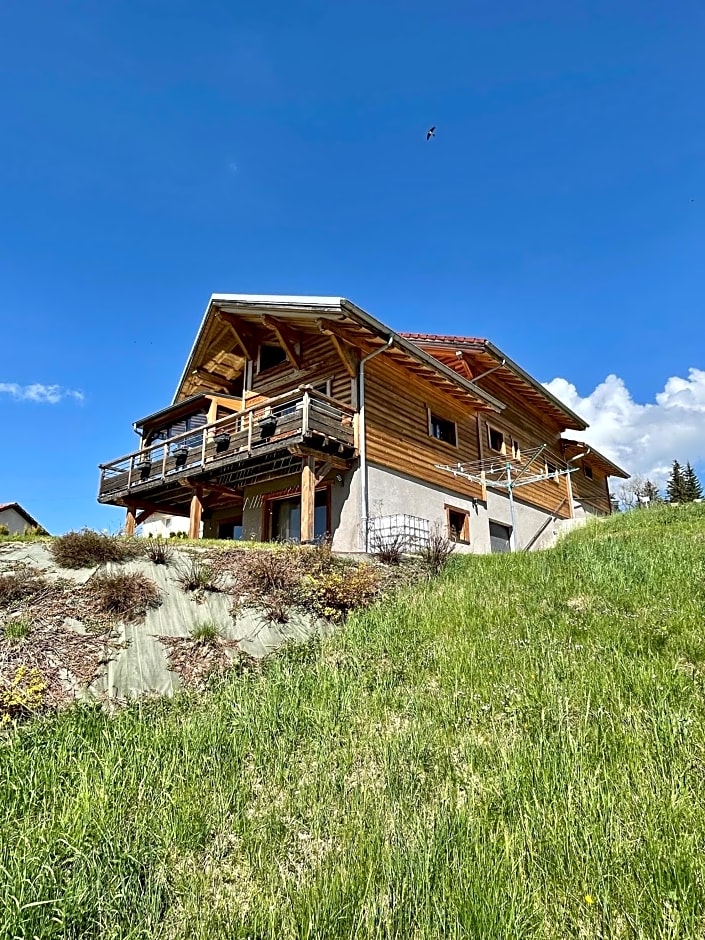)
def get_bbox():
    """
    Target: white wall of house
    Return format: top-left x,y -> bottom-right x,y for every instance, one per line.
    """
0,506 -> 35,535
140,513 -> 197,538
